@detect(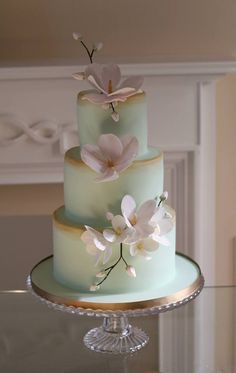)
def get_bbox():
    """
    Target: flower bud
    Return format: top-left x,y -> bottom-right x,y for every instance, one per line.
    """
106,211 -> 114,221
126,265 -> 136,278
96,271 -> 106,278
72,72 -> 86,80
160,191 -> 168,201
72,32 -> 82,40
93,42 -> 103,51
111,111 -> 119,122
90,284 -> 100,291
